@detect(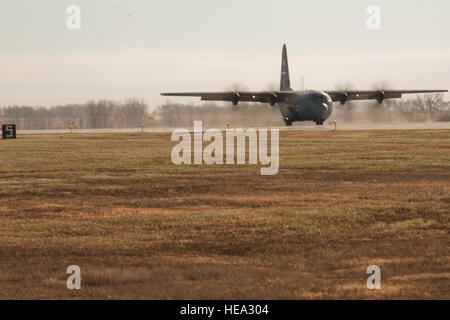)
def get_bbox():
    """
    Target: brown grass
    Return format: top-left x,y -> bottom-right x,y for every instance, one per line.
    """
0,130 -> 449,299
